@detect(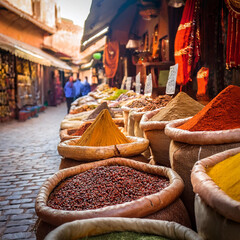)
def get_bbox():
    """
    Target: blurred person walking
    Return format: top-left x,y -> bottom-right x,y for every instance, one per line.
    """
82,76 -> 91,96
74,73 -> 84,99
64,75 -> 75,113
